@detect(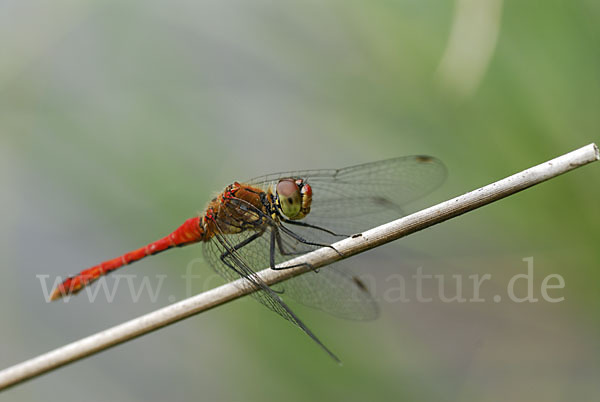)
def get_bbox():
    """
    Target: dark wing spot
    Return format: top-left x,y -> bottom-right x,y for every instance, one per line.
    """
415,155 -> 433,162
372,196 -> 389,206
352,276 -> 368,292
